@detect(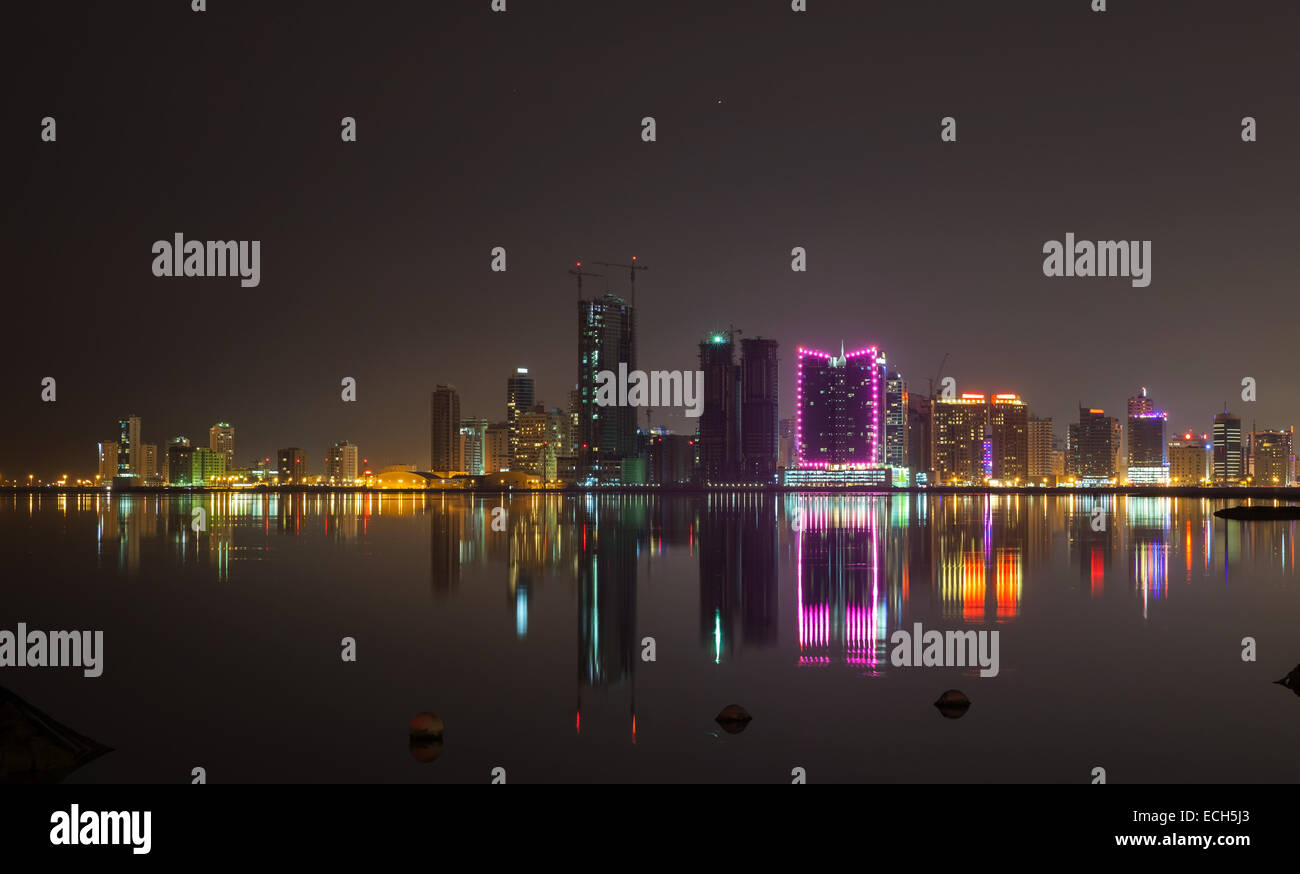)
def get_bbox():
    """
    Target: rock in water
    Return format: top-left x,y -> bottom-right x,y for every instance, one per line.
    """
0,685 -> 112,784
409,712 -> 445,763
934,689 -> 971,719
715,704 -> 752,734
